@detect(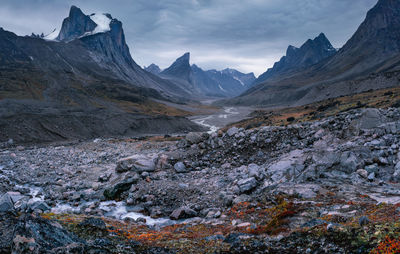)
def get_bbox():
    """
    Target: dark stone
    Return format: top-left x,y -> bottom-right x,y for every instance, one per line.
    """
359,216 -> 370,226
103,177 -> 138,200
